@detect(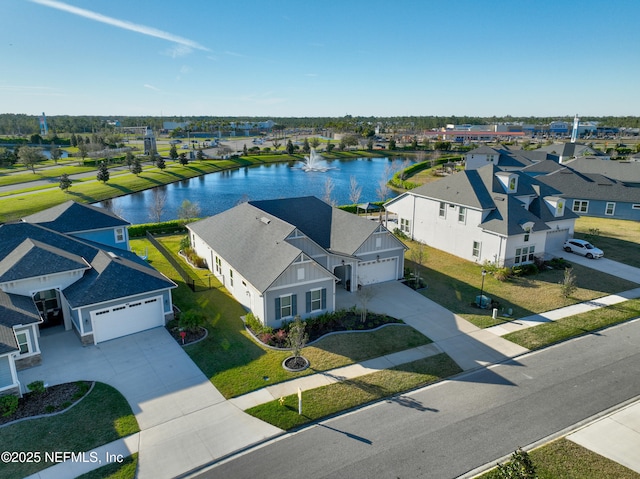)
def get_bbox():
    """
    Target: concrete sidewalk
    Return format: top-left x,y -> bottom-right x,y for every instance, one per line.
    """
486,287 -> 640,336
